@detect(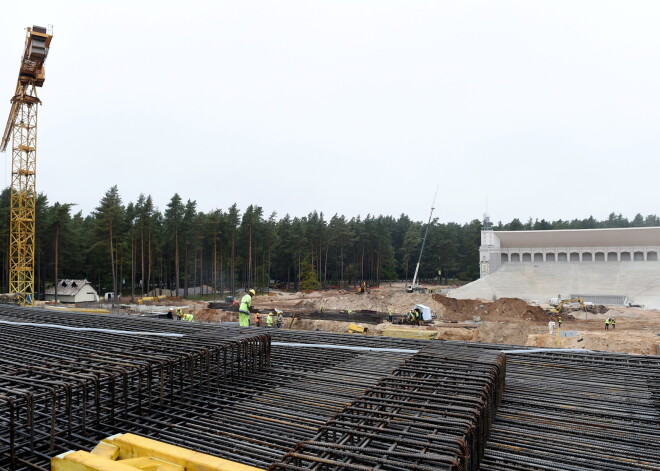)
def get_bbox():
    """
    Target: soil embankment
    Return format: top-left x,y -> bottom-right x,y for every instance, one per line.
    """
431,294 -> 548,322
